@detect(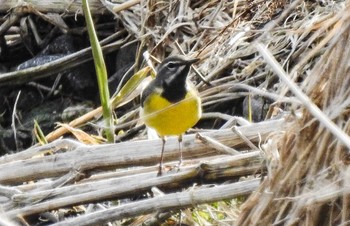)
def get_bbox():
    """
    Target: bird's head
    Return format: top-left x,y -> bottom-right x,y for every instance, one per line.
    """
156,55 -> 199,88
